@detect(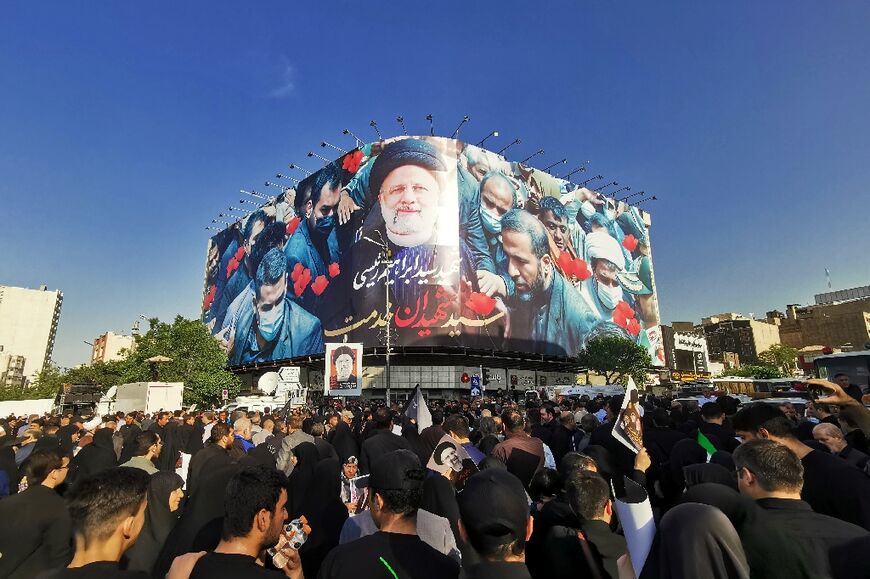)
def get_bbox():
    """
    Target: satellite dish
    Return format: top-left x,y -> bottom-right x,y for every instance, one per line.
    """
104,385 -> 118,399
258,372 -> 280,395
